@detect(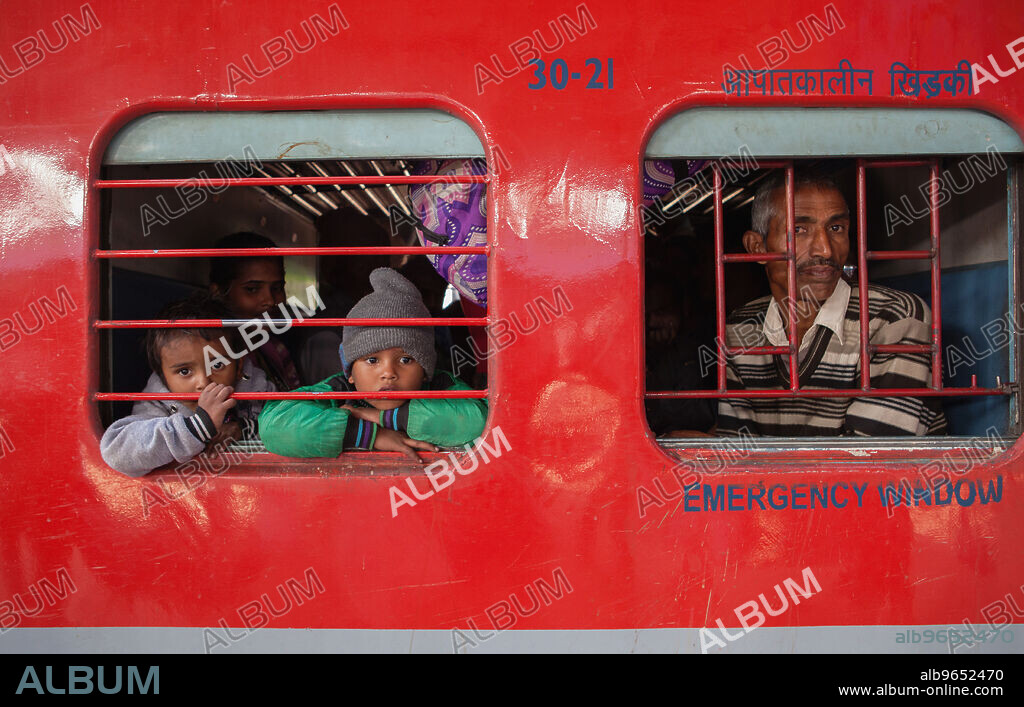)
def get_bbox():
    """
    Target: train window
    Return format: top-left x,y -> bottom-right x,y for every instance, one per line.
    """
643,108 -> 1023,455
95,110 -> 491,471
